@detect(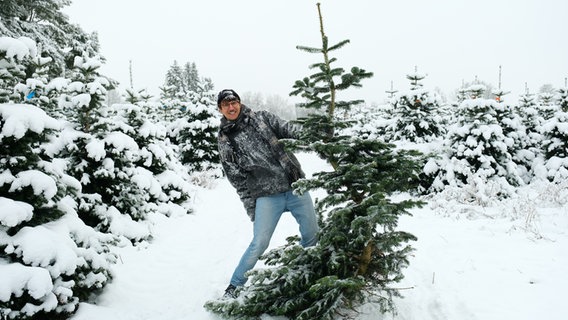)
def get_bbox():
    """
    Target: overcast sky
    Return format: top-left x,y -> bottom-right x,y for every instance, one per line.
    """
63,0 -> 568,104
